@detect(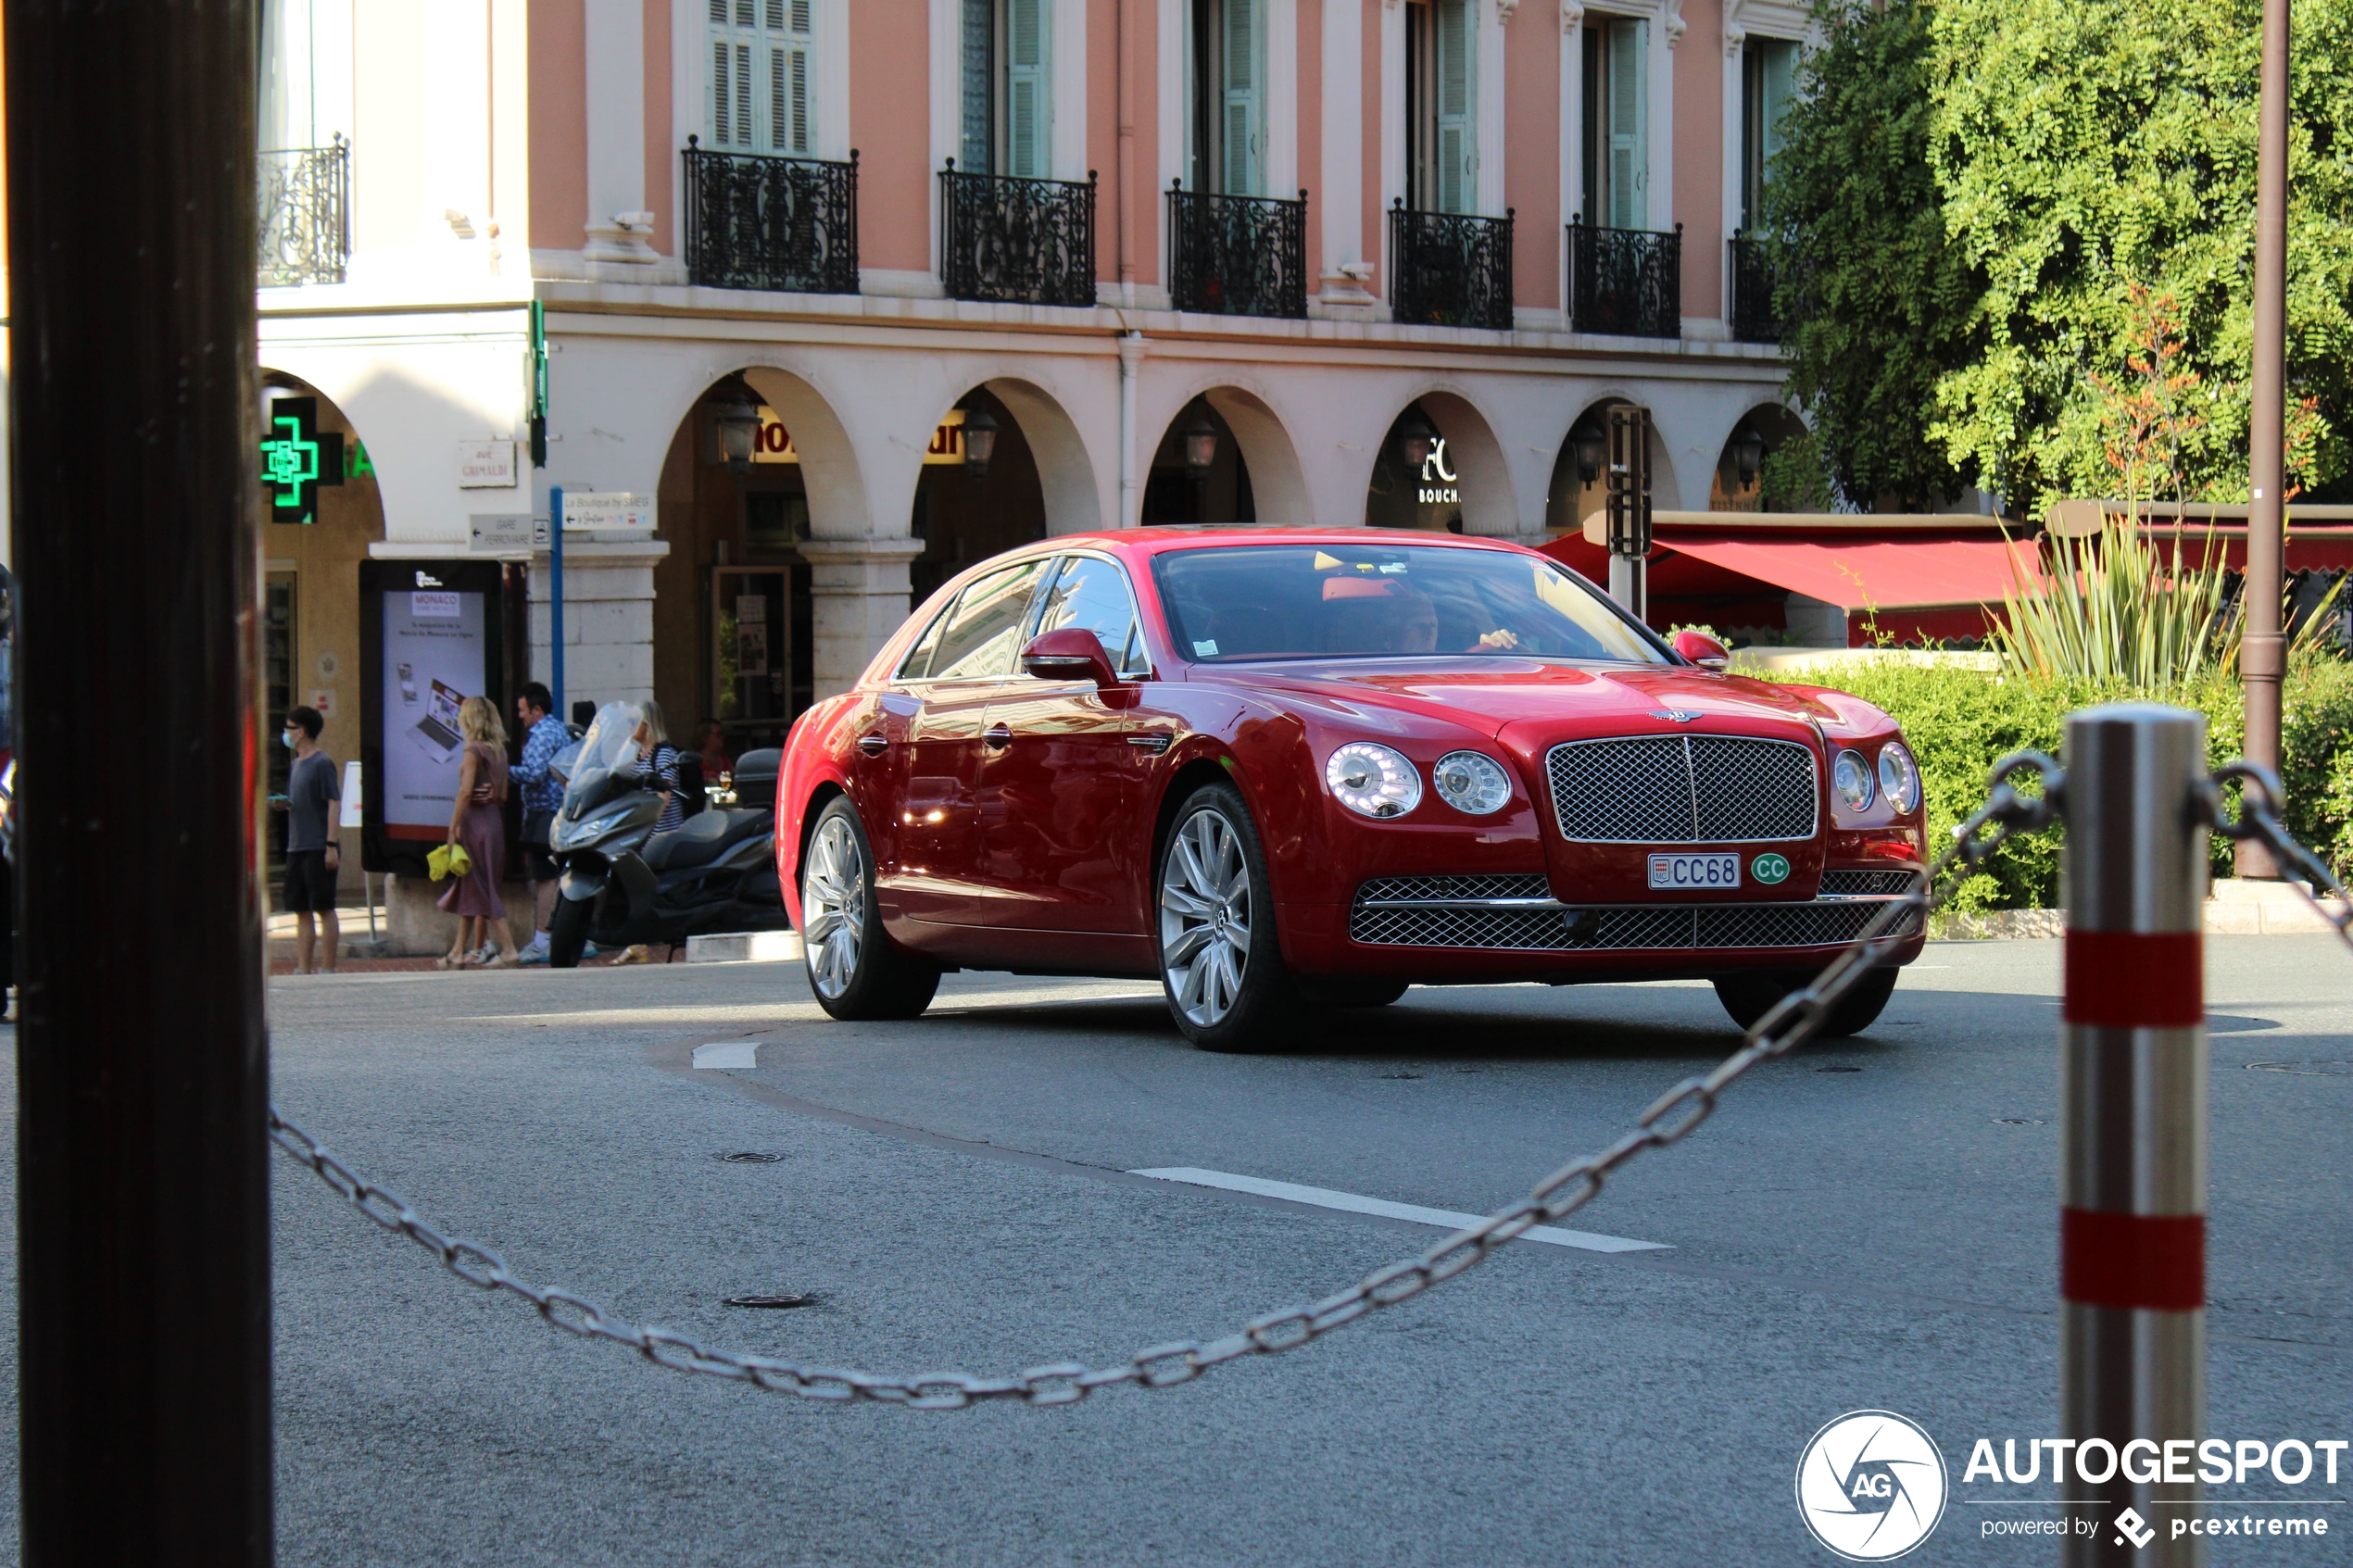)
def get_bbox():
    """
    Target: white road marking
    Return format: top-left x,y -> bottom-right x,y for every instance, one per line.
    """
692,1041 -> 761,1070
1130,1167 -> 1669,1254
